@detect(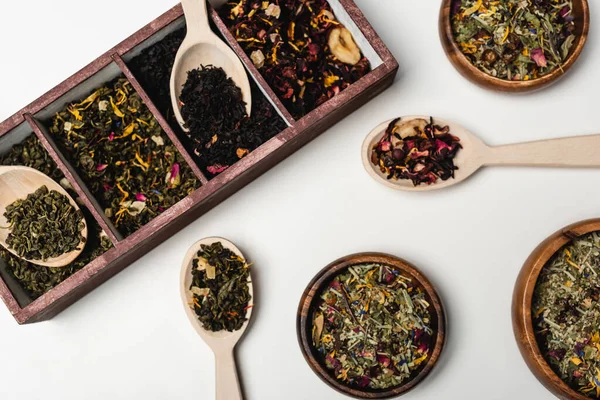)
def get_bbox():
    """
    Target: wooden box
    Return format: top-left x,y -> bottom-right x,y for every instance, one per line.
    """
0,0 -> 397,324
